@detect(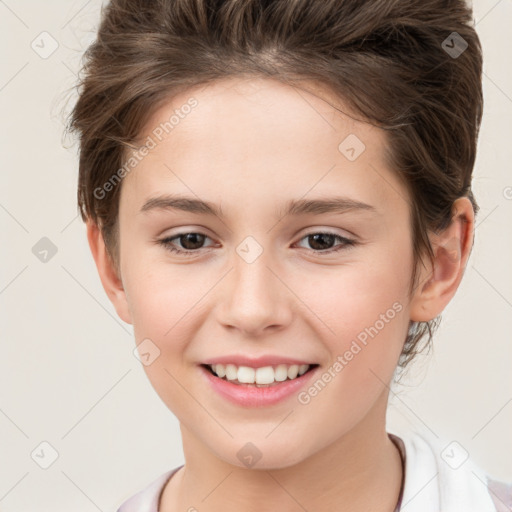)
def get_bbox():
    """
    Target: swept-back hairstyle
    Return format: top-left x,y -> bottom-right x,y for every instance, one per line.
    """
66,0 -> 483,371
